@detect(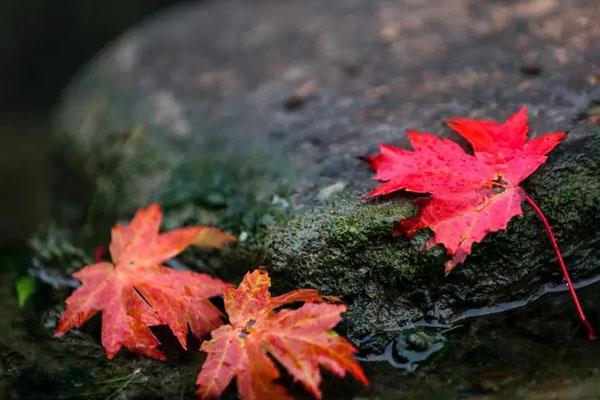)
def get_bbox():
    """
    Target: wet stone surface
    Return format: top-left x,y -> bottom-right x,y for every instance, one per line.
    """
56,0 -> 600,339
3,0 -> 600,398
